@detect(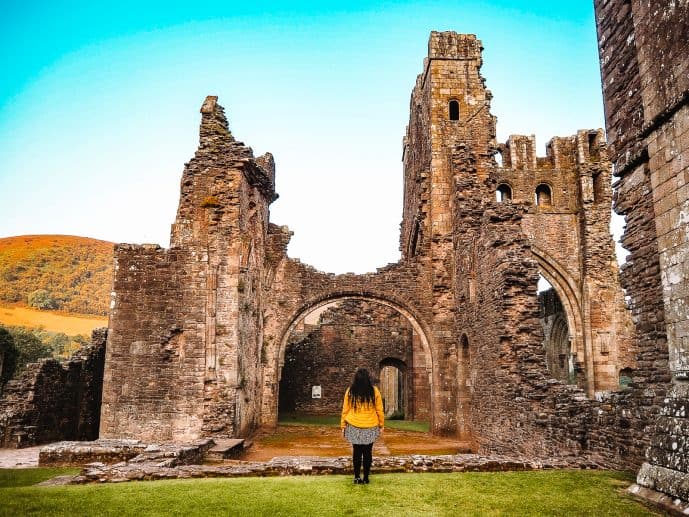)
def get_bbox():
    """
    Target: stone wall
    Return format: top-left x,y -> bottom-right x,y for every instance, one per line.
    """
594,0 -> 689,504
100,32 -> 647,471
279,300 -> 430,419
101,97 -> 275,442
494,130 -> 634,394
0,328 -> 106,448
